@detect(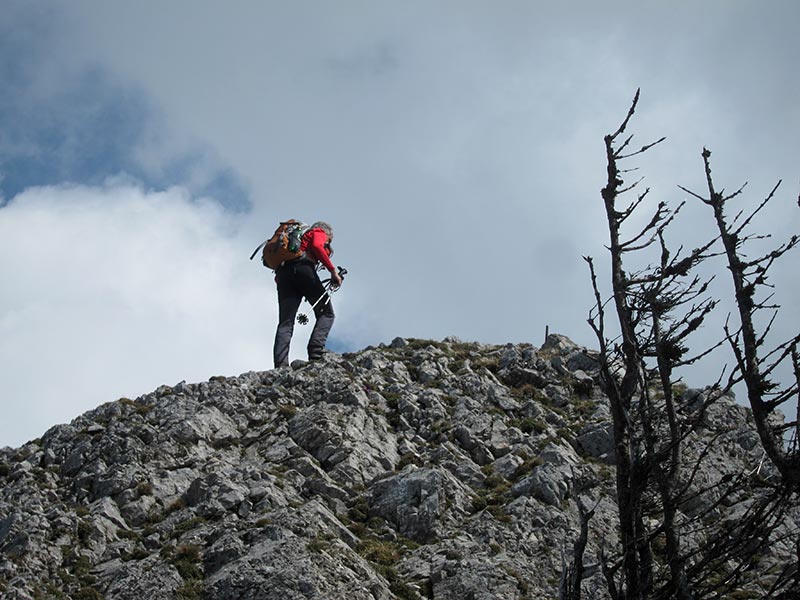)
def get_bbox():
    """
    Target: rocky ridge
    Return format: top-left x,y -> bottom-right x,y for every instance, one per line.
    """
0,334 -> 795,599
